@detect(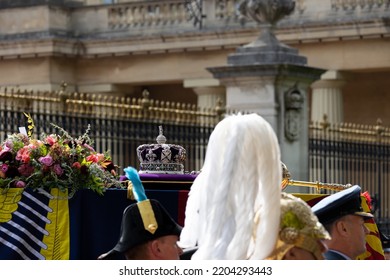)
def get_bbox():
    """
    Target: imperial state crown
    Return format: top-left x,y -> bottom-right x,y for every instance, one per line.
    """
136,126 -> 186,174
